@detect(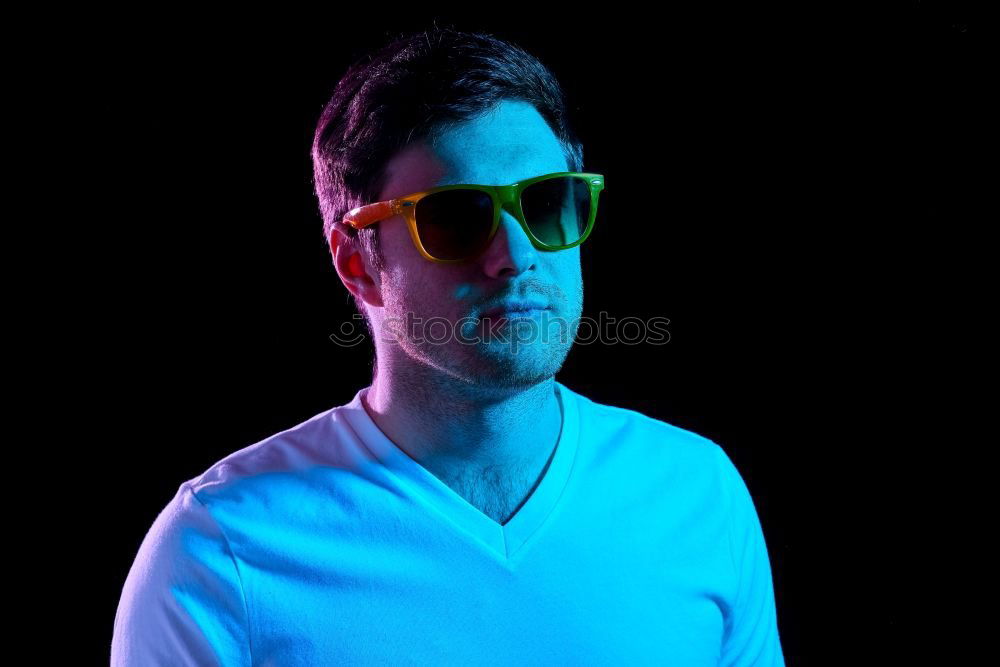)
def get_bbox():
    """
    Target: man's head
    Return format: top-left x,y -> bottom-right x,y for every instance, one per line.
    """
312,26 -> 589,391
